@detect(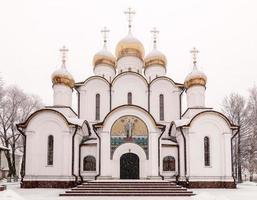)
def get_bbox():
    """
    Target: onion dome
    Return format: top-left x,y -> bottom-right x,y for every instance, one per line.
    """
115,32 -> 145,60
51,46 -> 75,88
184,65 -> 207,89
93,46 -> 116,68
144,27 -> 166,68
144,48 -> 167,68
184,47 -> 207,89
